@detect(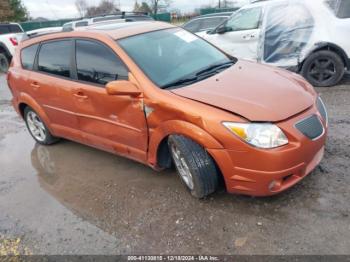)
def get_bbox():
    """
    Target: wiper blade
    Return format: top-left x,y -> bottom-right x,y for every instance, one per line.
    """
162,76 -> 199,89
162,60 -> 235,89
195,60 -> 235,77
